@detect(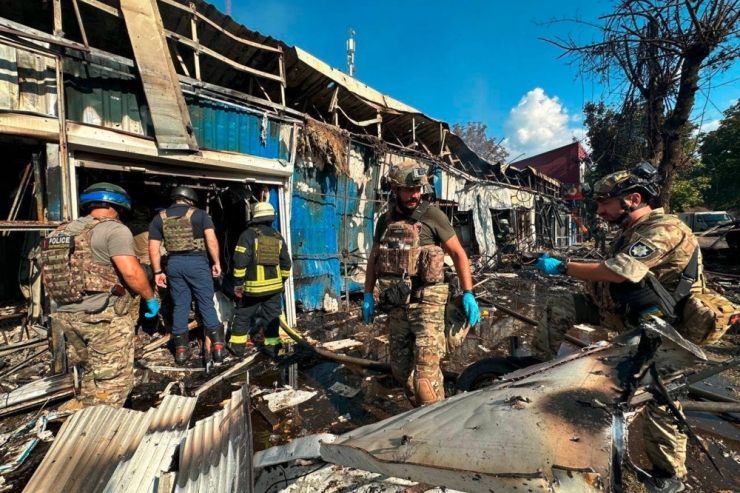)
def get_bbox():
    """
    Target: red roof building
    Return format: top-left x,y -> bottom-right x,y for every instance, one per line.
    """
511,142 -> 590,187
